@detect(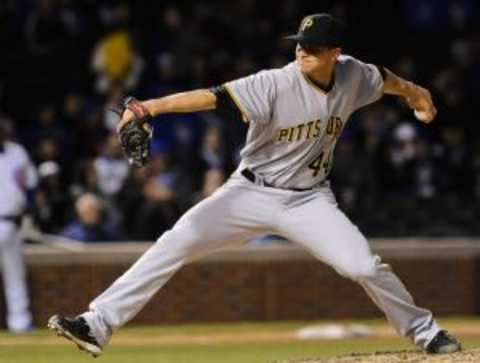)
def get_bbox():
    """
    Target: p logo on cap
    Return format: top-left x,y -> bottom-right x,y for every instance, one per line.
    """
301,18 -> 314,31
284,13 -> 346,48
